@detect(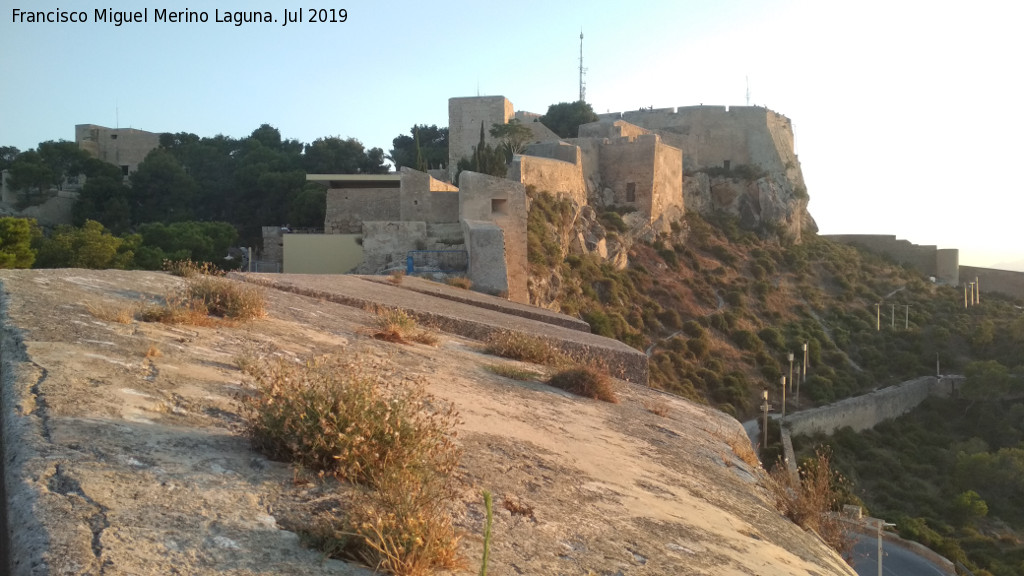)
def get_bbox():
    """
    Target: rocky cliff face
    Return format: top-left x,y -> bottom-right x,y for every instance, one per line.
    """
685,171 -> 818,243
